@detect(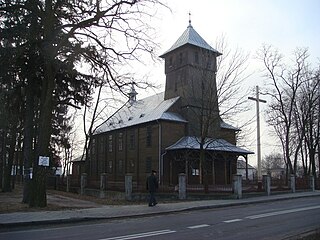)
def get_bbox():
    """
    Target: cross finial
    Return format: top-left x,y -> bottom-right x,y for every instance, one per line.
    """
188,11 -> 191,26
